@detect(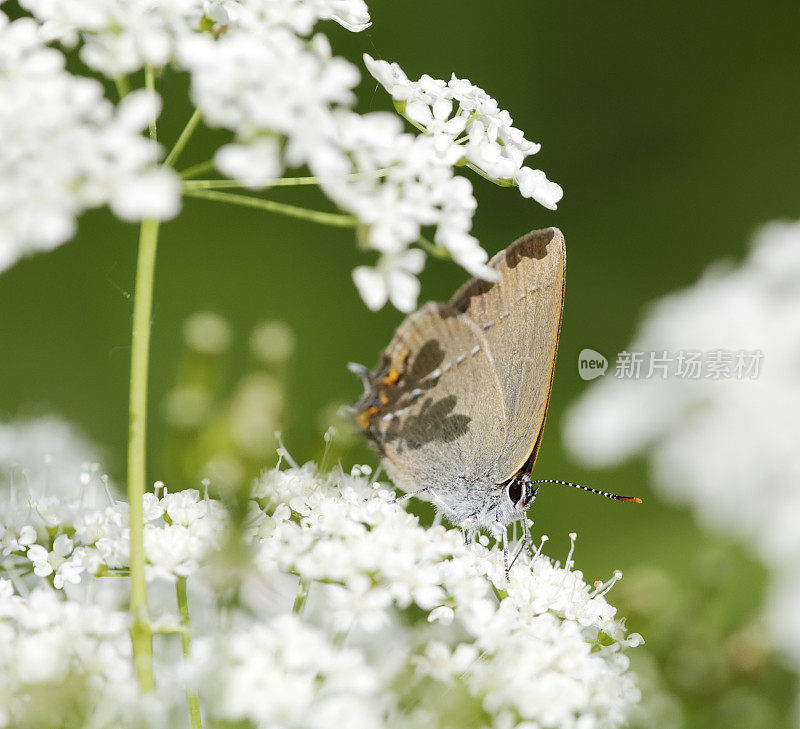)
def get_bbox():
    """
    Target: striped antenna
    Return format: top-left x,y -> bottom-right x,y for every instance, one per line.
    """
531,479 -> 642,504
